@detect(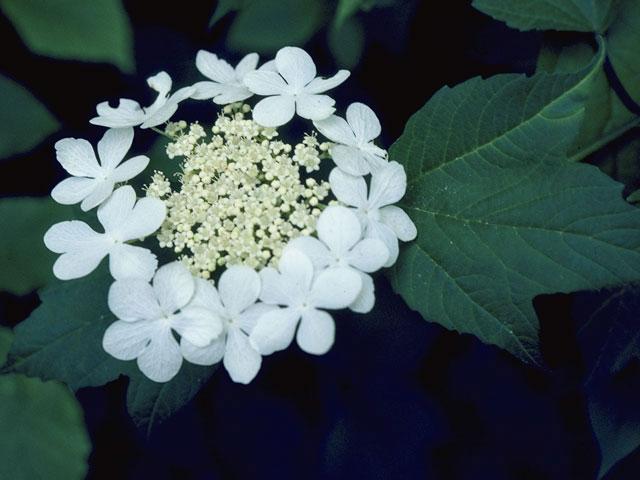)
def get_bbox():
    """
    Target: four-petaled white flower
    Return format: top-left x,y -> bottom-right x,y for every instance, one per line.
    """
329,162 -> 417,267
44,185 -> 165,281
180,266 -> 276,384
314,102 -> 388,176
90,72 -> 195,129
51,128 -> 149,211
191,51 -> 274,105
103,262 -> 223,383
287,205 -> 389,313
244,46 -> 350,127
250,249 -> 361,356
